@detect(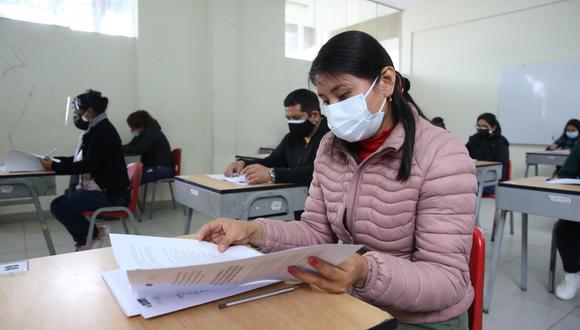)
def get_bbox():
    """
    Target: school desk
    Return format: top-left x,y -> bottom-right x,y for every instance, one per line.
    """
525,150 -> 570,177
483,176 -> 580,312
0,238 -> 396,330
474,161 -> 503,222
0,170 -> 57,255
175,175 -> 308,234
